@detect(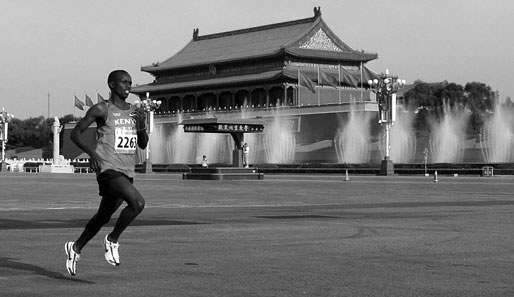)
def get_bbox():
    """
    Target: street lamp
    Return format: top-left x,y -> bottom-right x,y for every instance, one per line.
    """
368,69 -> 406,176
134,92 -> 161,173
0,107 -> 14,171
